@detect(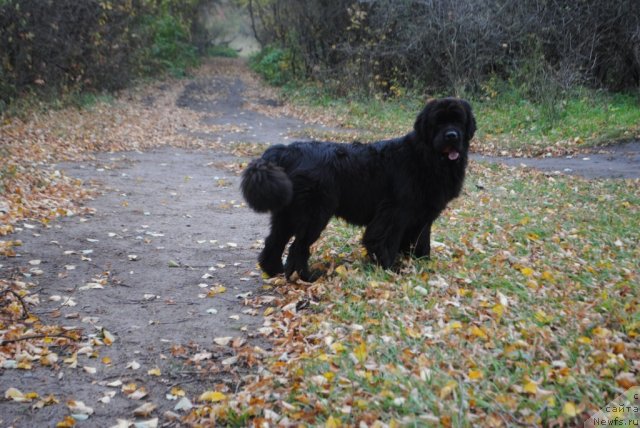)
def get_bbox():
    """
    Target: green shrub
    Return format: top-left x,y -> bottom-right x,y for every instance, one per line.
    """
144,14 -> 198,77
207,45 -> 239,58
249,46 -> 297,86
